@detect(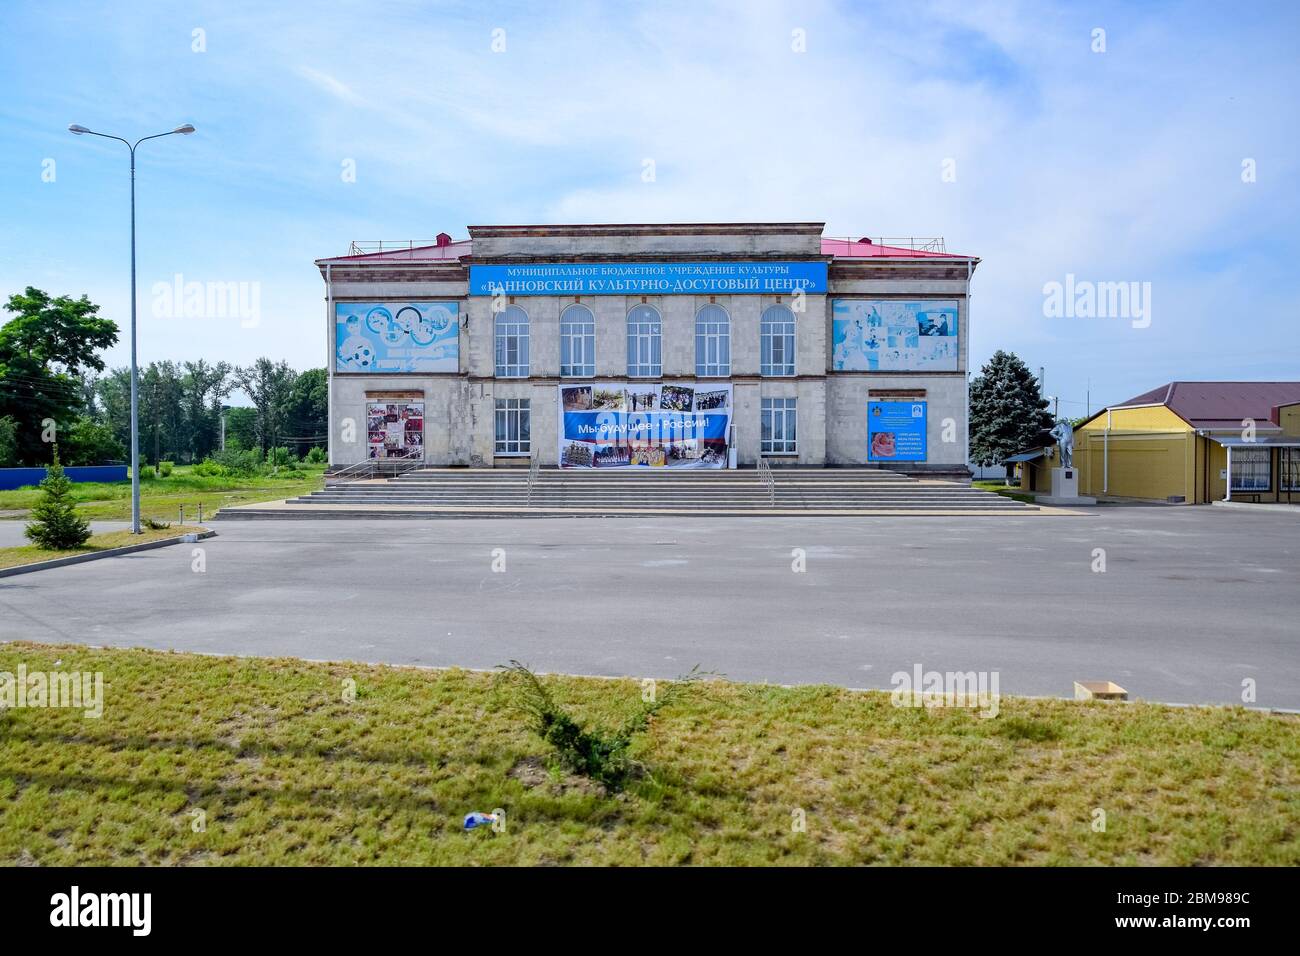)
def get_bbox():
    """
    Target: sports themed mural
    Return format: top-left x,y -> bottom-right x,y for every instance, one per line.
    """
335,302 -> 459,373
558,383 -> 732,469
831,299 -> 959,371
